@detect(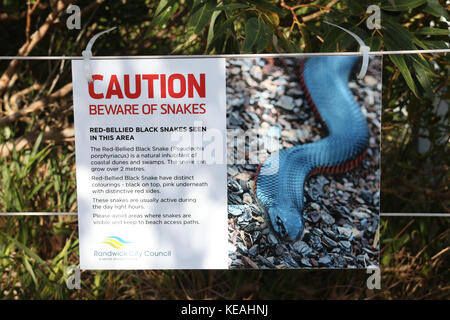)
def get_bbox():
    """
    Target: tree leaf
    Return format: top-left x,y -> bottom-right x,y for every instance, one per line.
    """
413,62 -> 433,99
421,40 -> 449,49
206,10 -> 222,52
242,17 -> 260,53
381,0 -> 427,11
389,54 -> 419,97
188,0 -> 216,35
214,3 -> 248,11
422,0 -> 449,18
255,21 -> 273,52
150,0 -> 178,28
416,27 -> 450,35
242,17 -> 272,53
154,0 -> 170,17
369,35 -> 383,51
